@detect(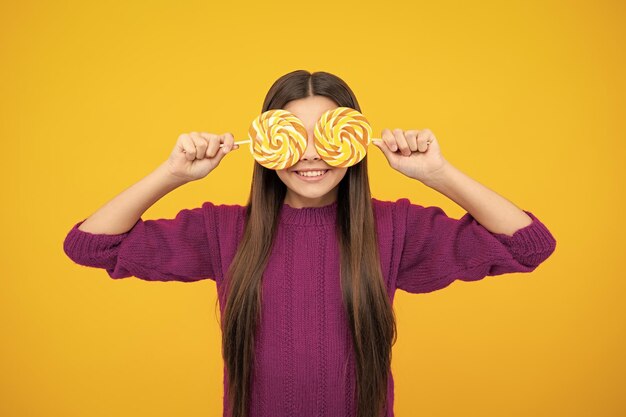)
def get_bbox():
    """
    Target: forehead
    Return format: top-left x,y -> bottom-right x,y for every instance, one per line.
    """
283,95 -> 339,126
